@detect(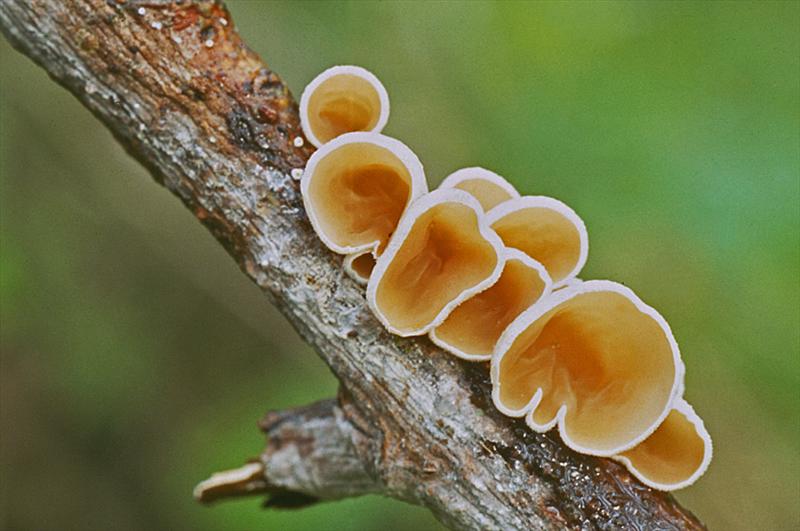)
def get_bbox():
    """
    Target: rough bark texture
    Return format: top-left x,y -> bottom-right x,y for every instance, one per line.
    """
0,1 -> 706,529
194,399 -> 380,507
